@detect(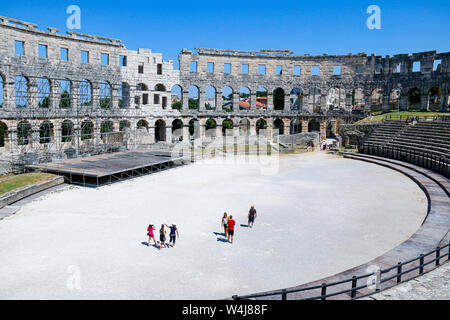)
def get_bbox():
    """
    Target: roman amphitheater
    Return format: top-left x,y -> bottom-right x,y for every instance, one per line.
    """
0,16 -> 449,300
